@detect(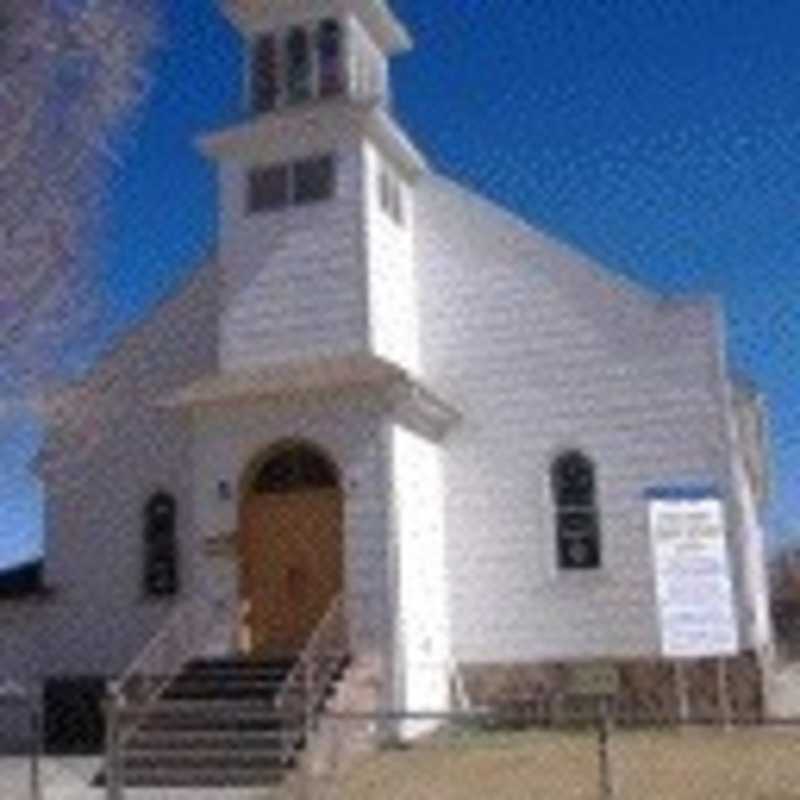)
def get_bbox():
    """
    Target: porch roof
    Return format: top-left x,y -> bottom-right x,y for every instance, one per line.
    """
160,353 -> 460,440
